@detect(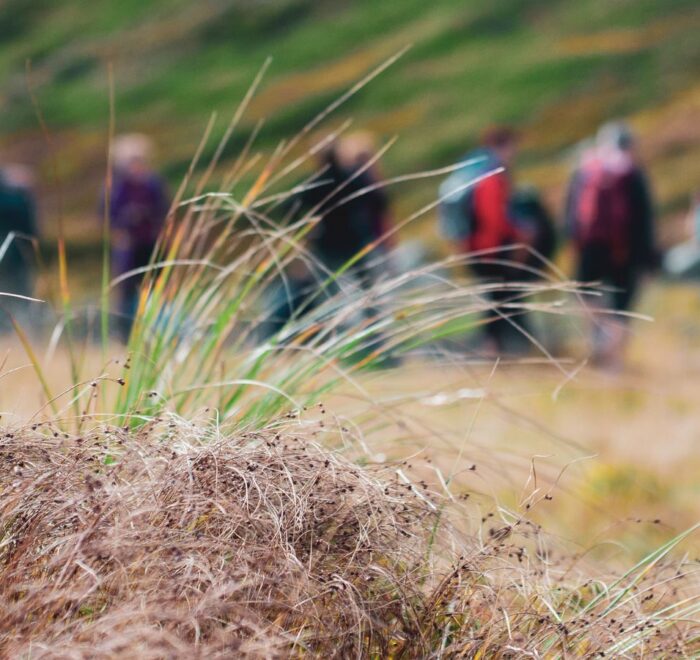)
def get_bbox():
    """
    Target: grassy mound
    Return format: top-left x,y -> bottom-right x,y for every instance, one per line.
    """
1,419 -> 698,657
0,418 -> 439,657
